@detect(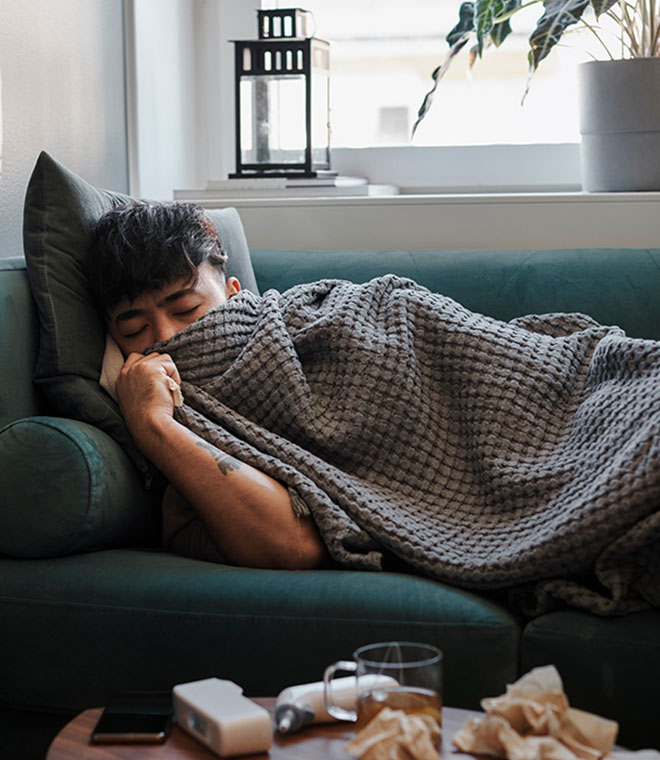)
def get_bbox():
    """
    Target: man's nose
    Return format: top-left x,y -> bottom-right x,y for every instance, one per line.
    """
153,319 -> 179,344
